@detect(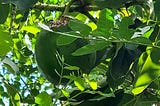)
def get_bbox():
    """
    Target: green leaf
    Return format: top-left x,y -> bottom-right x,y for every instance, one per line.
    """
4,82 -> 20,106
131,26 -> 152,38
131,37 -> 152,45
35,29 -> 62,85
61,89 -> 70,98
117,93 -> 134,106
64,66 -> 80,71
35,92 -> 52,106
154,0 -> 160,20
0,3 -> 9,24
142,26 -> 153,38
93,8 -> 114,38
57,35 -> 77,46
107,46 -> 136,88
88,81 -> 98,90
149,24 -> 160,42
117,17 -> 134,40
21,26 -> 40,35
135,5 -> 143,18
68,20 -> 92,37
96,91 -> 115,98
72,41 -> 110,56
74,77 -> 85,91
2,57 -> 19,74
132,47 -> 160,95
0,28 -> 13,57
58,38 -> 97,73
3,0 -> 38,10
94,0 -> 128,9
